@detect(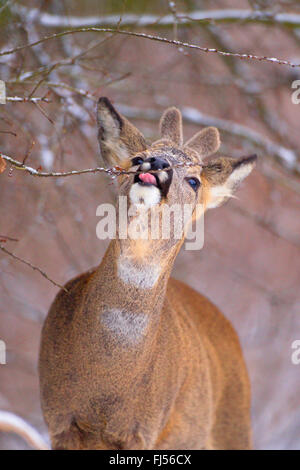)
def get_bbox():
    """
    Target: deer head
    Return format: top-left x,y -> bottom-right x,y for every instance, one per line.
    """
97,97 -> 256,264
